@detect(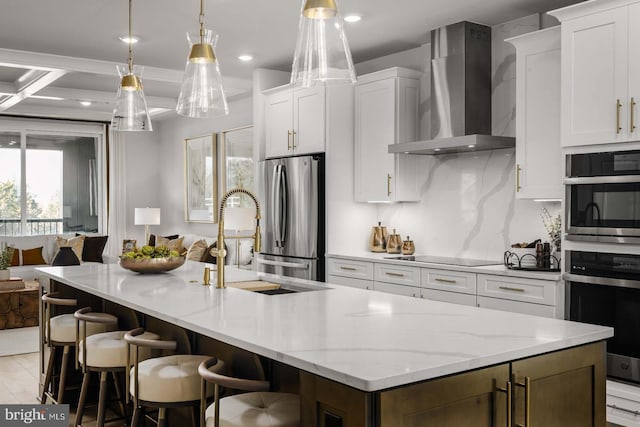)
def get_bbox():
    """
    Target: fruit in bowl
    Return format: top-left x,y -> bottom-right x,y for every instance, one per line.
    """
119,245 -> 185,273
